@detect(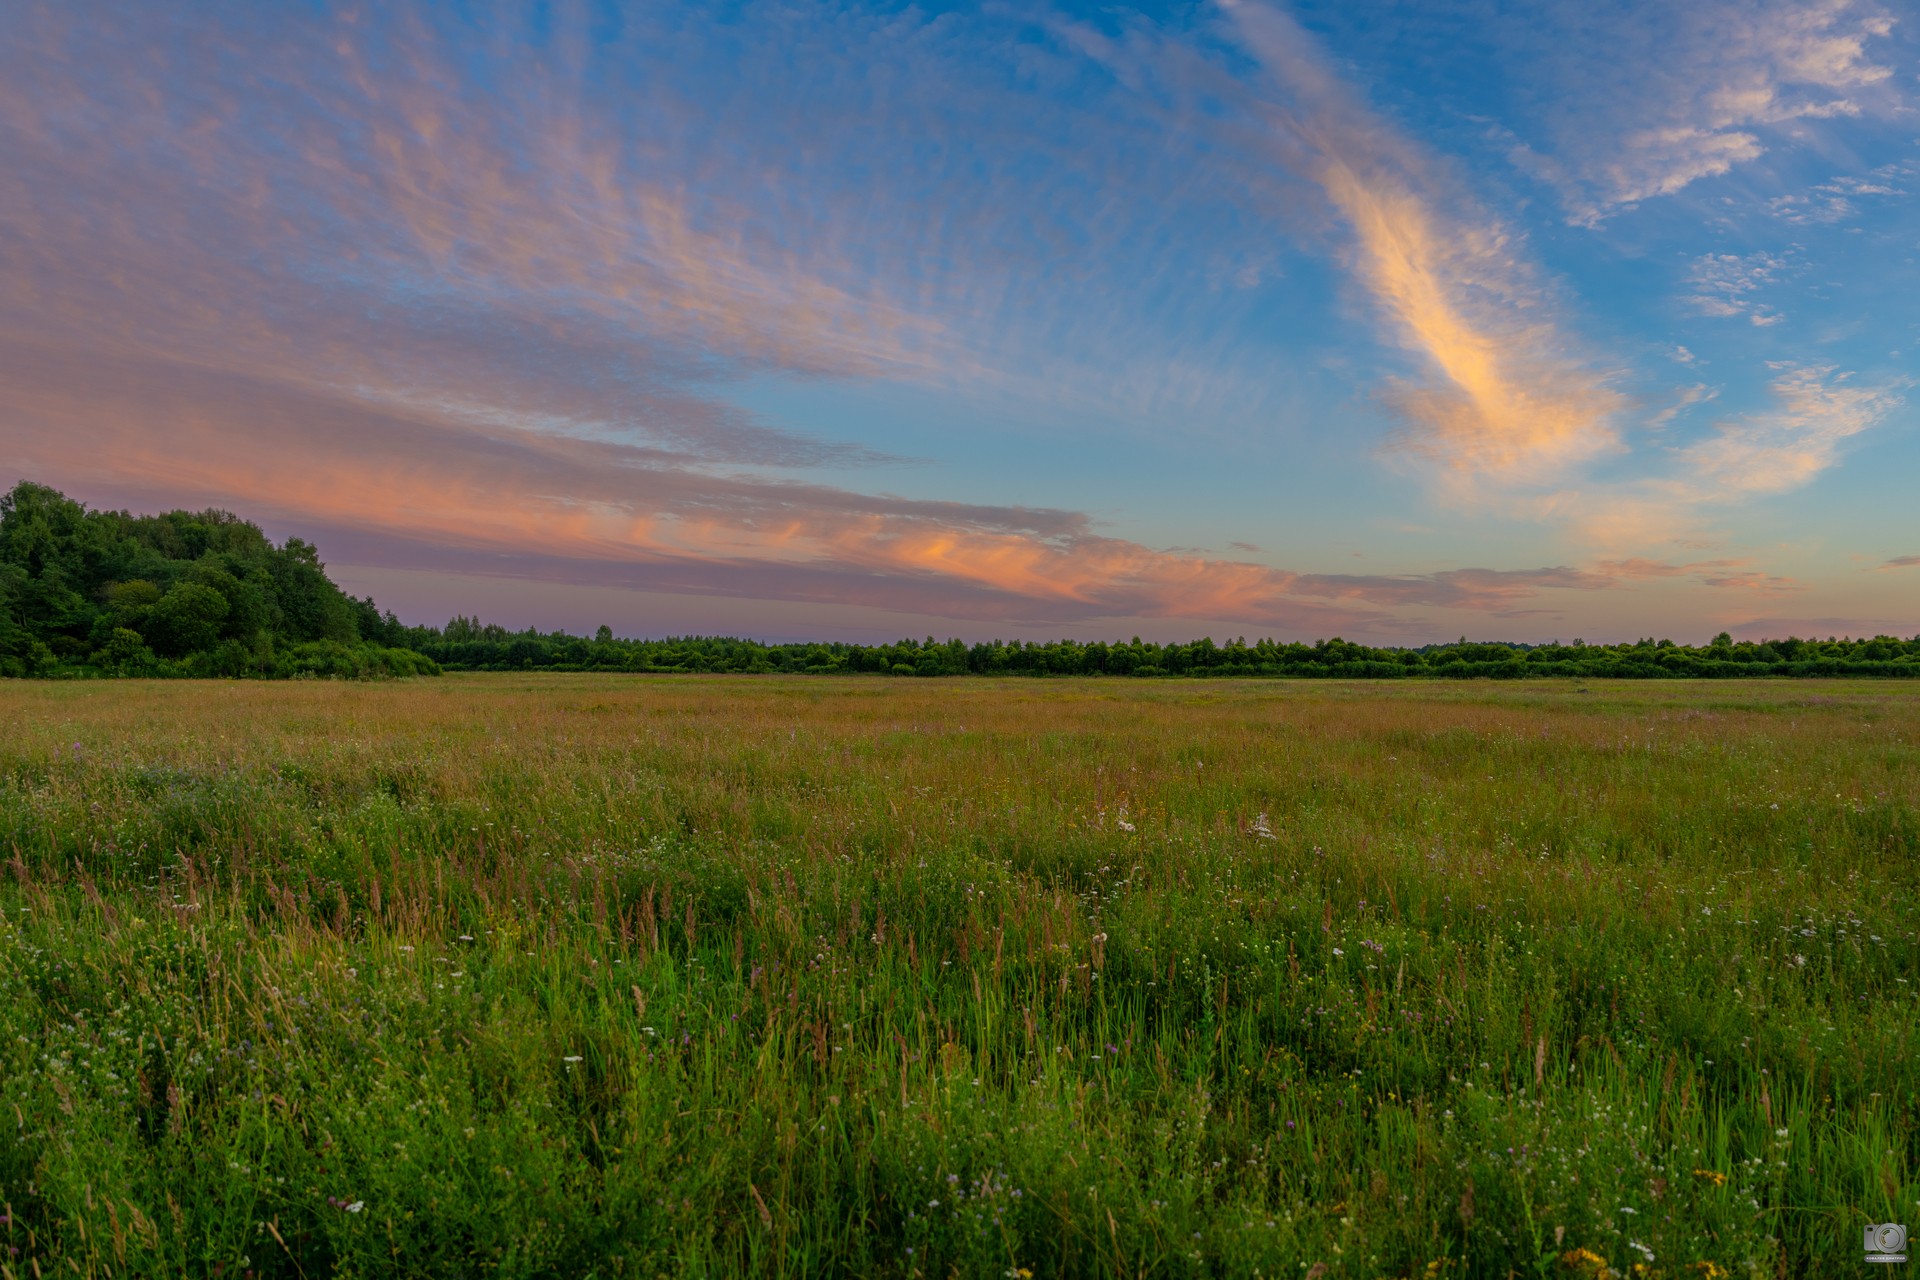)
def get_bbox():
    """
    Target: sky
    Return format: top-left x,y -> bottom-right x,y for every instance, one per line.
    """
3,0 -> 1916,645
